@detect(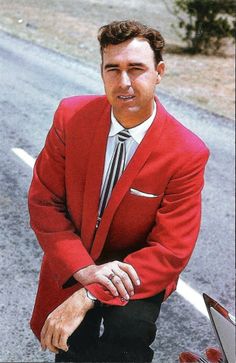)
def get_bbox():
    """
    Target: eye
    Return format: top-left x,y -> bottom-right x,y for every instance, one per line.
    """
106,68 -> 119,73
133,67 -> 143,70
129,67 -> 144,74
